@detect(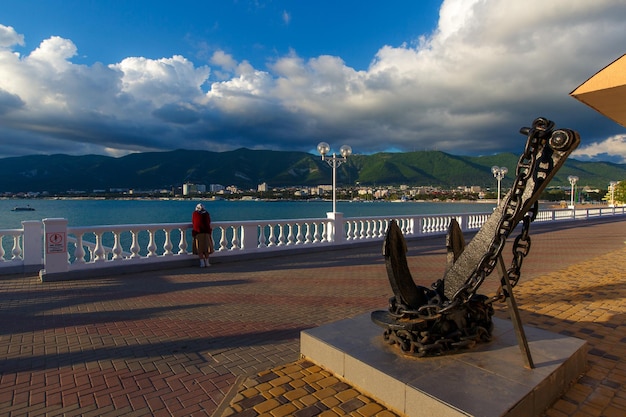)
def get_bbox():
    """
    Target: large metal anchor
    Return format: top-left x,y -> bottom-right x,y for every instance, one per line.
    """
371,117 -> 580,362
